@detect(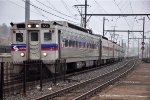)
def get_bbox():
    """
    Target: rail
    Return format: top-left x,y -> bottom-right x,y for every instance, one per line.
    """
73,60 -> 136,100
35,59 -> 134,100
